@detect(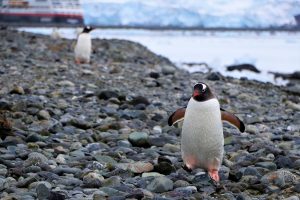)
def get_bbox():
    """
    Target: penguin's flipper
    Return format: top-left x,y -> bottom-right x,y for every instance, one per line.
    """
221,108 -> 245,132
168,107 -> 186,127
